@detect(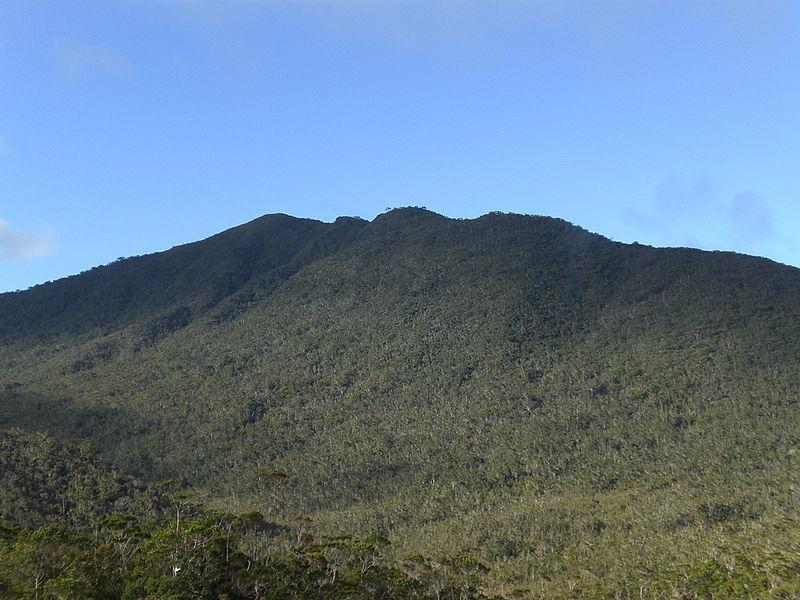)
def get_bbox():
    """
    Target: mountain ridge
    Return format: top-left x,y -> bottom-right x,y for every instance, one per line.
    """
3,207 -> 795,342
